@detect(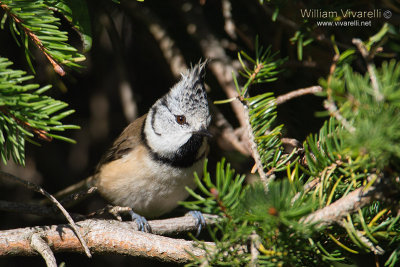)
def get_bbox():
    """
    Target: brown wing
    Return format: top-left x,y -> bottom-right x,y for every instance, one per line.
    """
96,114 -> 147,171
